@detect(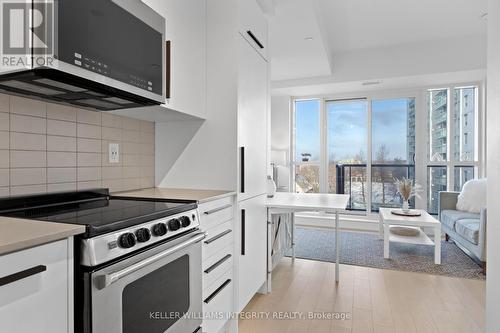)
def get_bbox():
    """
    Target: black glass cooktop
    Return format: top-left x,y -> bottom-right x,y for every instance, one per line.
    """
0,189 -> 197,238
